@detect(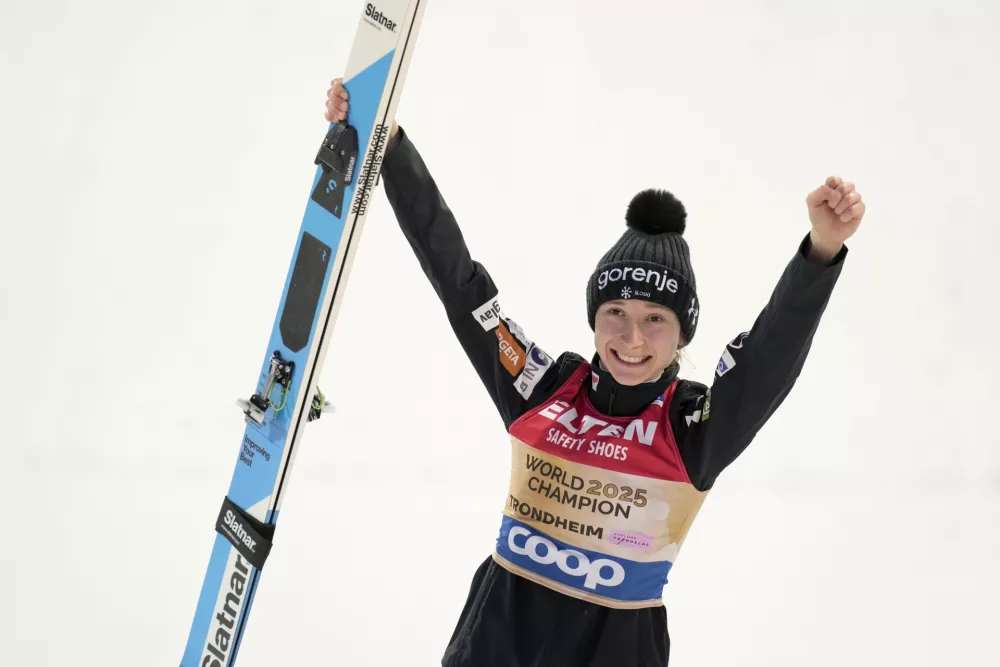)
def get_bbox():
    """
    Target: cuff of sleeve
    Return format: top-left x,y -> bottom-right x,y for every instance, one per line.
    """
798,233 -> 848,267
384,124 -> 405,157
